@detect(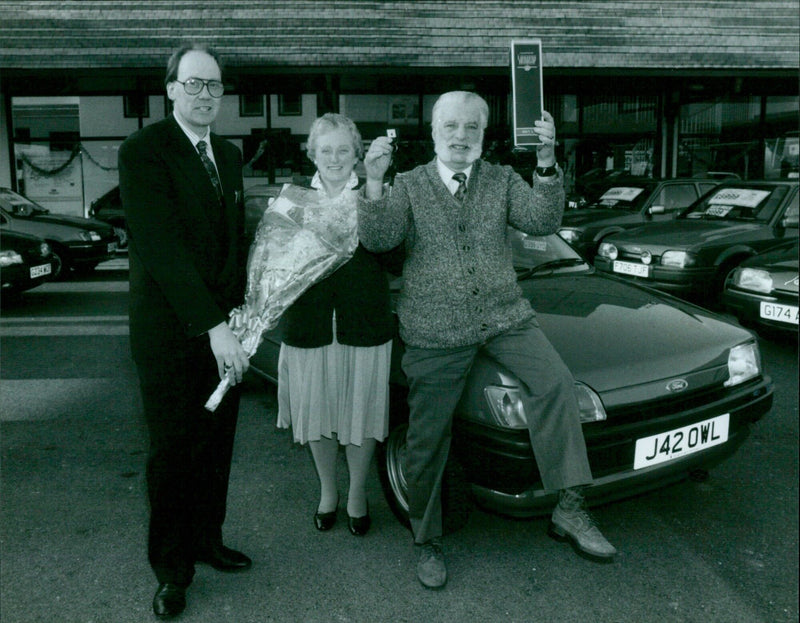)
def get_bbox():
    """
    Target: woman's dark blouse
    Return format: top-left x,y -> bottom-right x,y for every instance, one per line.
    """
280,242 -> 397,348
